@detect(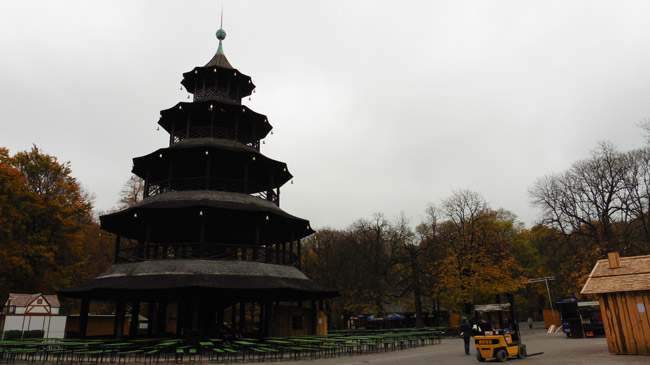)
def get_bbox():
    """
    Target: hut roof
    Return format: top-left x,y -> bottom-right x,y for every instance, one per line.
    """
581,254 -> 650,294
5,293 -> 60,308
